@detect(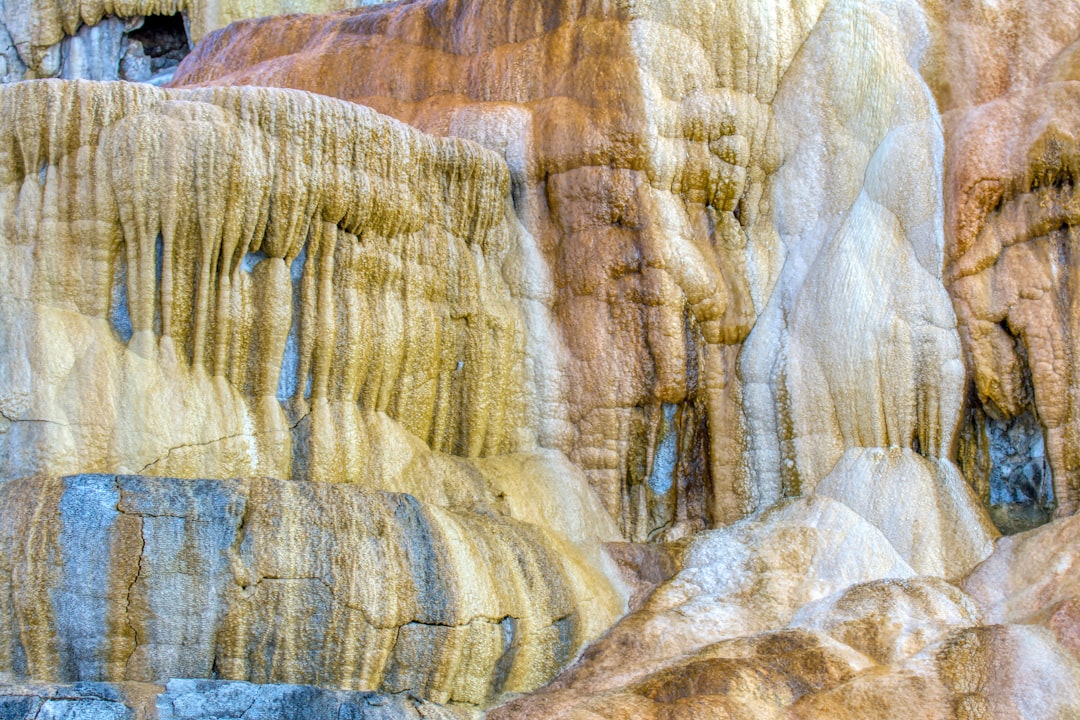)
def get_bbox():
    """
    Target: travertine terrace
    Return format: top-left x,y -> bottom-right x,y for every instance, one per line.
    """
2,0 -> 1080,718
